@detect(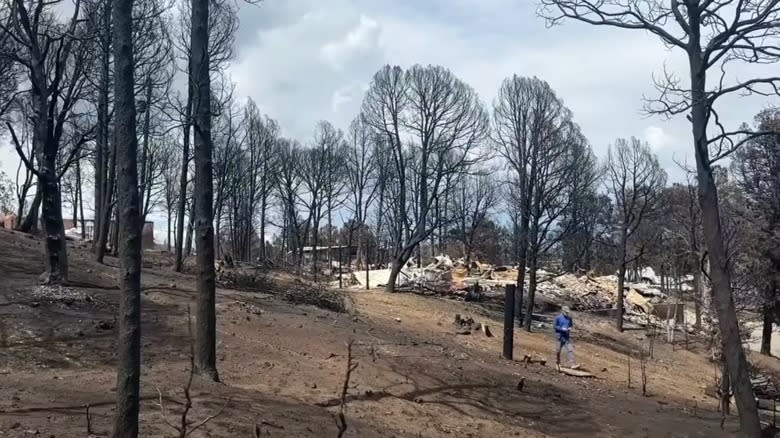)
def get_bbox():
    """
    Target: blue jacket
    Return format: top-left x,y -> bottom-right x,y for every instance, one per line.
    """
554,314 -> 573,340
